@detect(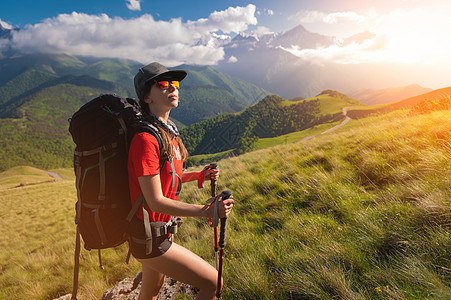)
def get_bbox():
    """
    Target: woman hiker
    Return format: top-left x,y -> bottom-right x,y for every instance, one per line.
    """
127,62 -> 234,300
